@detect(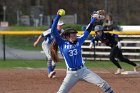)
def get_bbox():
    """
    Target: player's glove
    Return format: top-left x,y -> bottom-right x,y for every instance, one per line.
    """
92,14 -> 105,20
96,10 -> 106,15
91,10 -> 105,20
